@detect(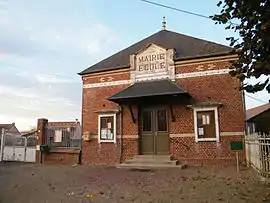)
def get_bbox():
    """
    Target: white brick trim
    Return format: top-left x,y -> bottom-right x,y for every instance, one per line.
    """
170,133 -> 194,138
117,135 -> 139,139
83,69 -> 230,89
175,69 -> 230,79
84,134 -> 139,139
220,132 -> 245,136
83,80 -> 130,89
169,132 -> 245,138
88,132 -> 243,139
